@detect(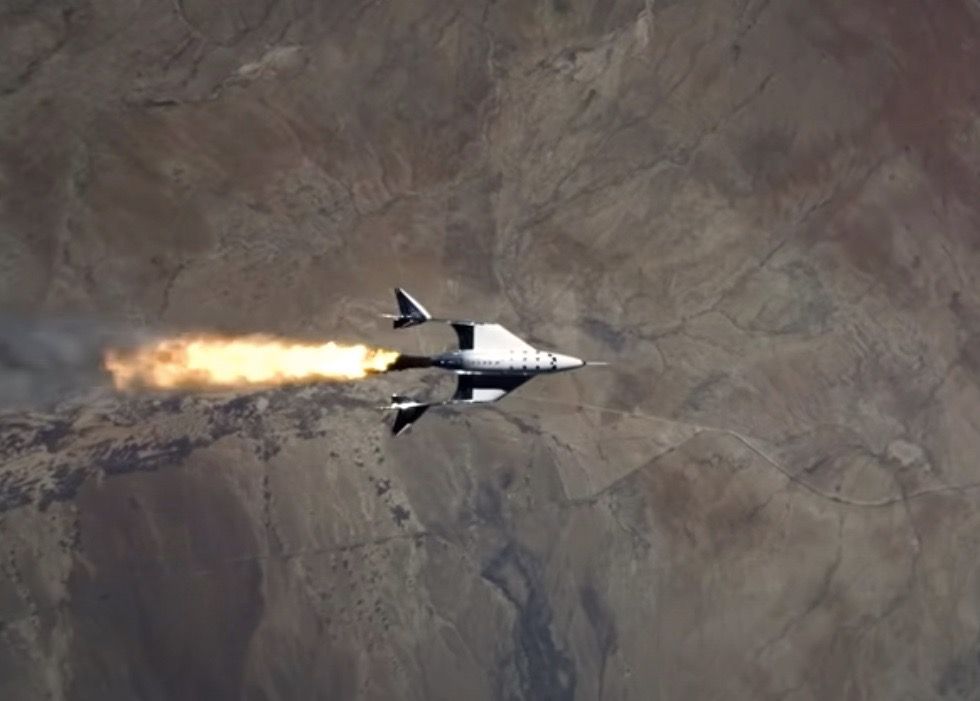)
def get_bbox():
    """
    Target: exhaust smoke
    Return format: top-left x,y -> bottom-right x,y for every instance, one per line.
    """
0,317 -> 405,409
0,316 -> 149,409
